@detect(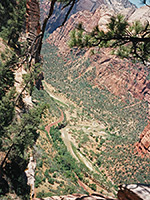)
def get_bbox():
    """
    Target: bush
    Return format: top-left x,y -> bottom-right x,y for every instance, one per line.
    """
89,183 -> 97,191
35,175 -> 43,188
44,169 -> 50,178
53,173 -> 57,178
36,190 -> 45,198
48,178 -> 55,185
